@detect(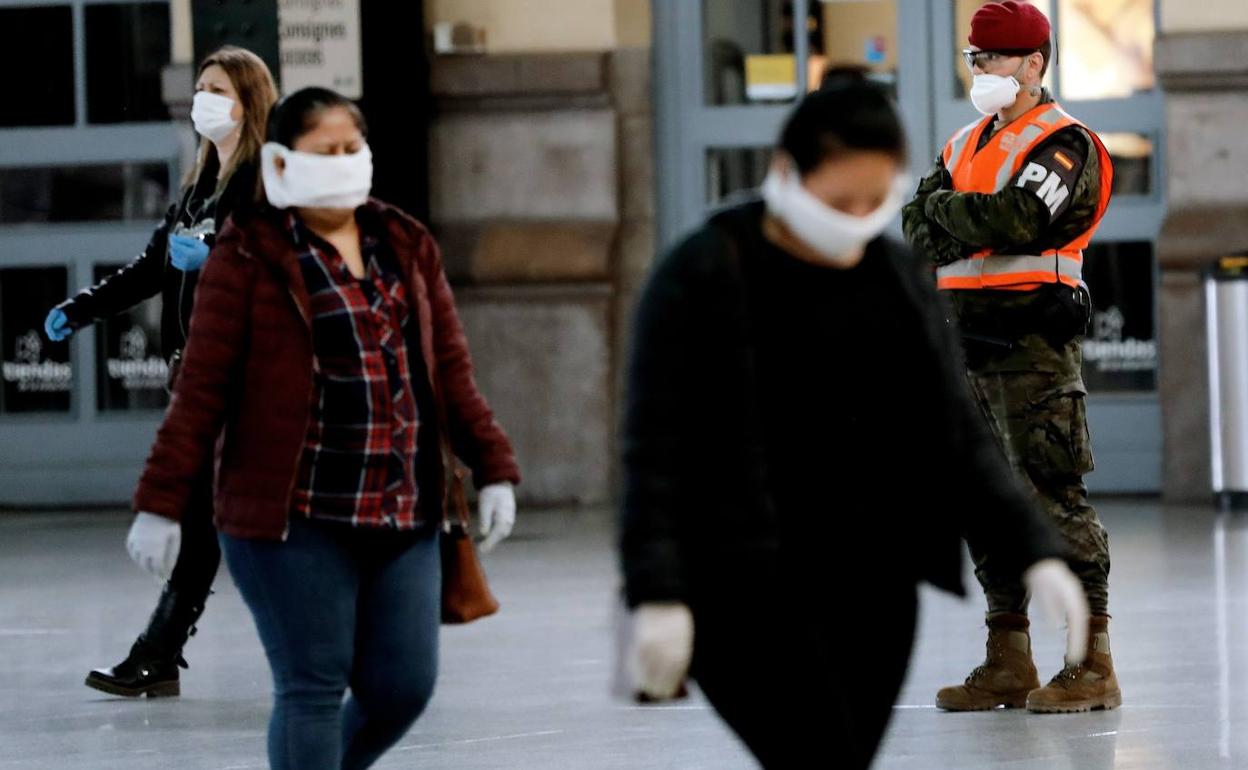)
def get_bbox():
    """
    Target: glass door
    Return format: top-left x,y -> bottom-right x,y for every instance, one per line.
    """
654,0 -> 924,250
0,0 -> 179,505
